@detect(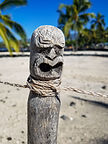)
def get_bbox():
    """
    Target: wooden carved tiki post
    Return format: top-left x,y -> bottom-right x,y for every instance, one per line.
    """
27,25 -> 65,144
